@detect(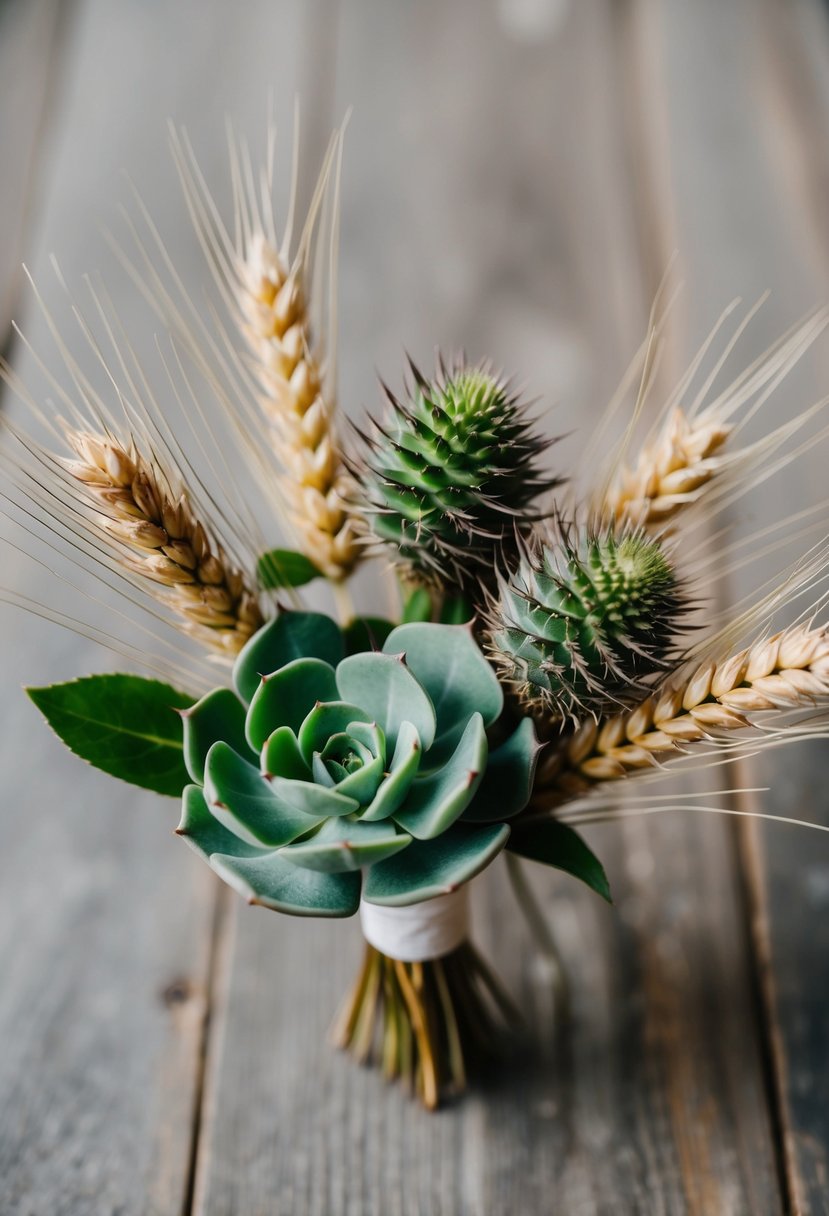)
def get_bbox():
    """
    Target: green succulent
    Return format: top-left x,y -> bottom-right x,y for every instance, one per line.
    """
176,611 -> 540,916
488,525 -> 685,720
353,357 -> 559,592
